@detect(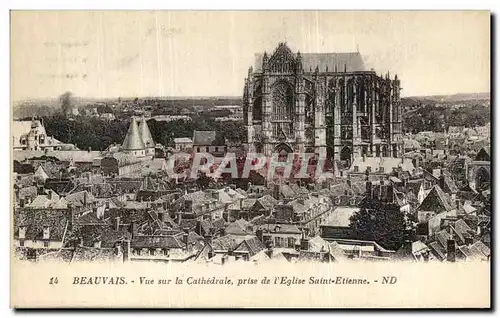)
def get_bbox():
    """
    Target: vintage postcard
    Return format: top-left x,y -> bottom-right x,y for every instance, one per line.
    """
10,10 -> 491,308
